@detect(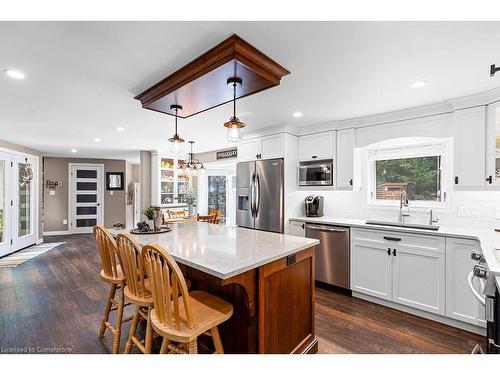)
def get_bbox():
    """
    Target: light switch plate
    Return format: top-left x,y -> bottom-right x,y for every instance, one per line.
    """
63,219 -> 67,225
